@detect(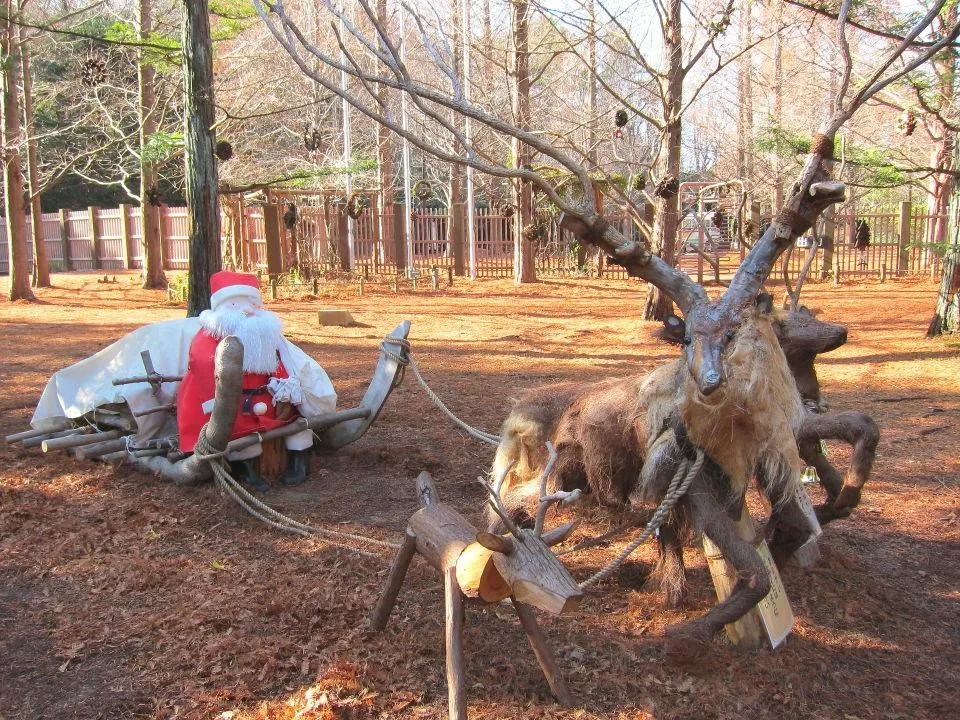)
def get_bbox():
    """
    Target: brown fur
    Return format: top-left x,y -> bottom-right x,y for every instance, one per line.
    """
493,307 -> 805,526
